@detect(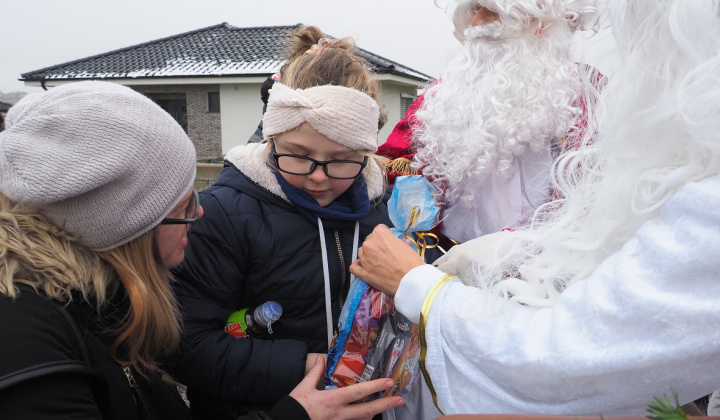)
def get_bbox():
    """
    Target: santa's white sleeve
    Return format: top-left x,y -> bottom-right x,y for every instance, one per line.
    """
394,175 -> 720,416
